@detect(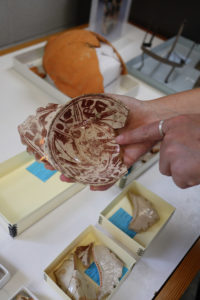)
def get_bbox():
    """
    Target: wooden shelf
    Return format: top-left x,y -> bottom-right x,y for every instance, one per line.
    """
154,238 -> 200,300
